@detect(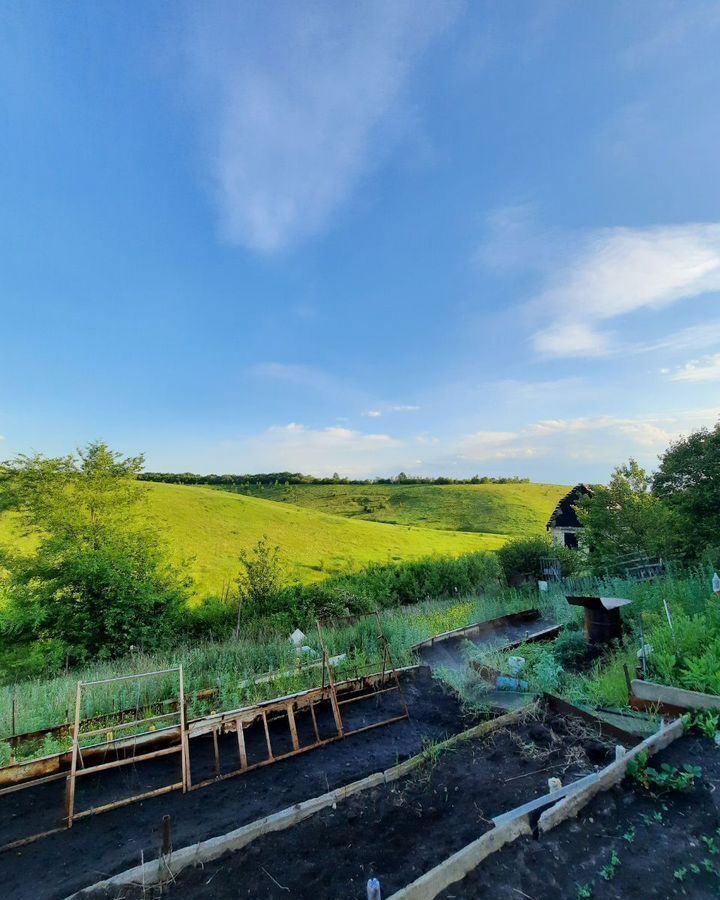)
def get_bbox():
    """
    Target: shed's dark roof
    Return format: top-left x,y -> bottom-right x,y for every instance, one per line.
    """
546,484 -> 593,529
